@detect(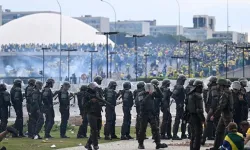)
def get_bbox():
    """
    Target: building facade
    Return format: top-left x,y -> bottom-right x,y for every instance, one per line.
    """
150,25 -> 183,36
183,27 -> 213,41
193,15 -> 216,31
1,9 -> 59,25
110,21 -> 150,35
212,31 -> 248,43
74,15 -> 110,32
